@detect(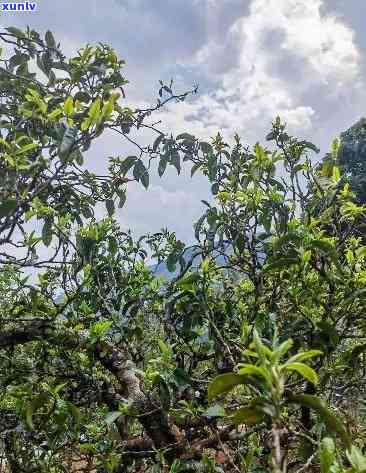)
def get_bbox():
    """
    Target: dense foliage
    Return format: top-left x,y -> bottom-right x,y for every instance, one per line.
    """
0,28 -> 366,473
338,118 -> 366,205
